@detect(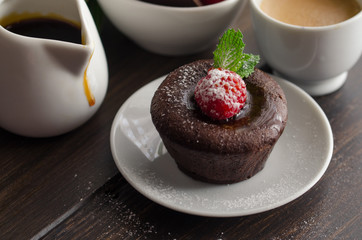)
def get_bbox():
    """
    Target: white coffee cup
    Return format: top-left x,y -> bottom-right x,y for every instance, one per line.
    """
250,0 -> 362,96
